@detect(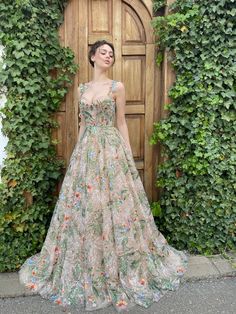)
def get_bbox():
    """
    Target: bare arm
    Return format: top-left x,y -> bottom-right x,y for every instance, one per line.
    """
114,82 -> 132,153
77,86 -> 86,142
